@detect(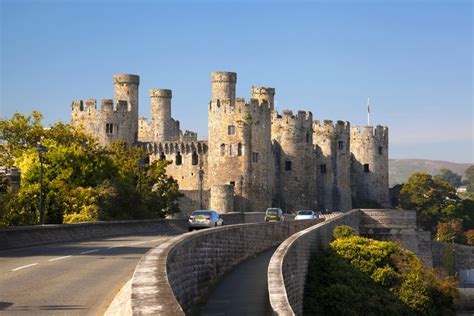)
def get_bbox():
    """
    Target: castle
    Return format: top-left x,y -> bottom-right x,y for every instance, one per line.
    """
71,72 -> 390,216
